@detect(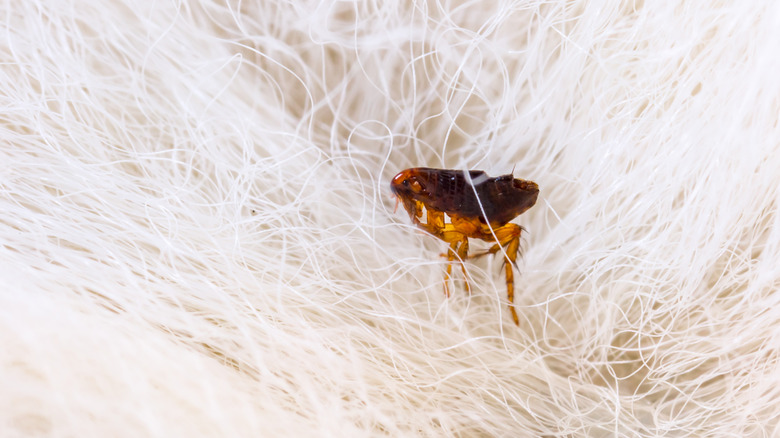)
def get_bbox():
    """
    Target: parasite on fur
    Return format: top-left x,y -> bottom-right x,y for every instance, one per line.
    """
391,167 -> 539,325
